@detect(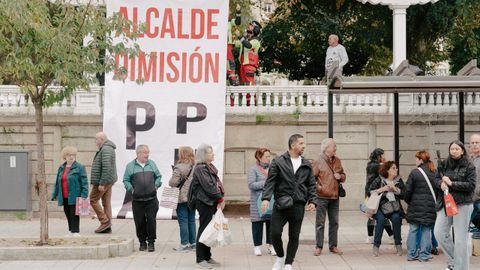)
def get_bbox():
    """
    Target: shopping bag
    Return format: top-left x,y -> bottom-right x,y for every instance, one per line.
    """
256,192 -> 274,218
159,186 -> 180,210
199,210 -> 223,247
217,210 -> 232,246
444,189 -> 458,217
359,197 -> 368,213
75,197 -> 90,216
365,192 -> 383,217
